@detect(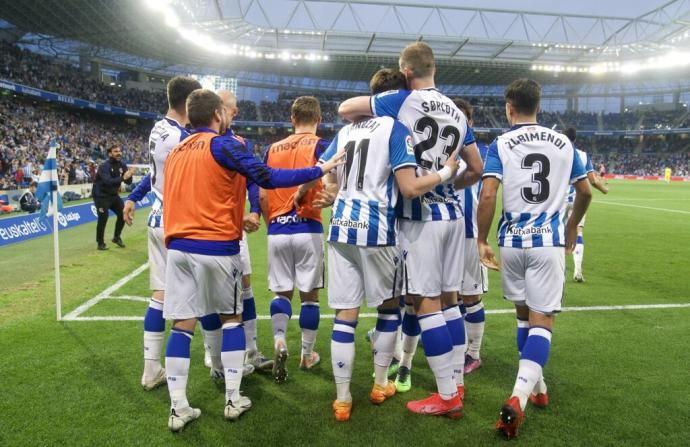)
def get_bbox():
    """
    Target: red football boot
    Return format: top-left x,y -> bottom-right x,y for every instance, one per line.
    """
406,393 -> 463,419
496,396 -> 524,439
